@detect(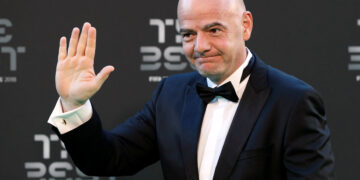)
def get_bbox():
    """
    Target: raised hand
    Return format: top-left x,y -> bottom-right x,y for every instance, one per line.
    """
55,22 -> 114,111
